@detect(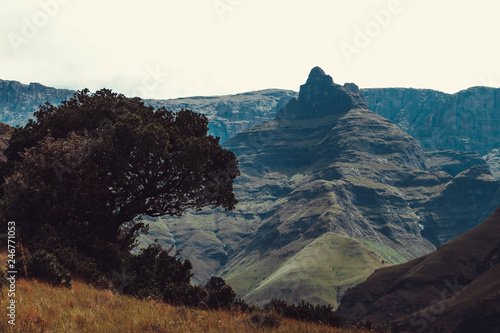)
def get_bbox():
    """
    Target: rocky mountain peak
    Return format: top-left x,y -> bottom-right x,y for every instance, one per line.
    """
304,66 -> 332,85
277,67 -> 367,120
